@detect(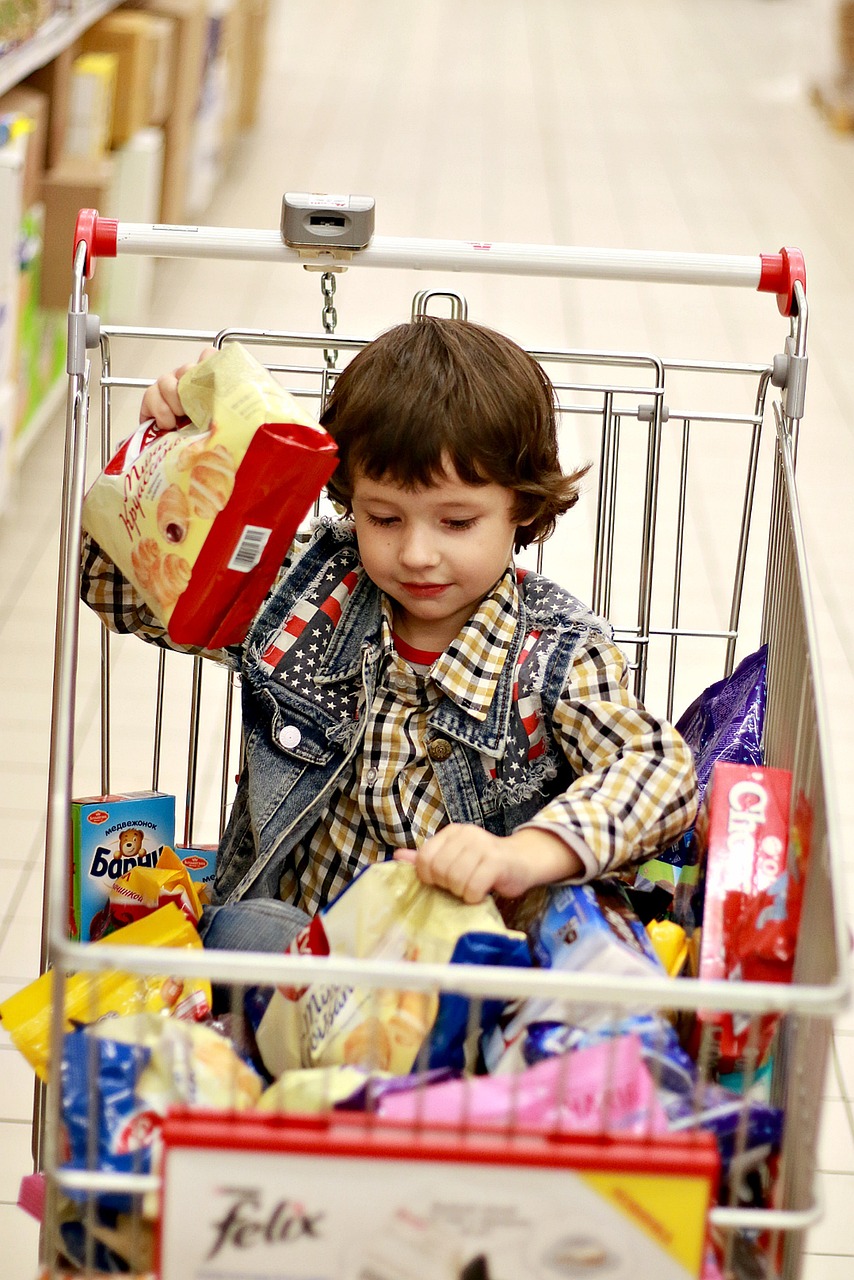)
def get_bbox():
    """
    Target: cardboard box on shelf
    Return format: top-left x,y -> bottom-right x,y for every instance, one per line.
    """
40,155 -> 115,309
0,0 -> 42,52
81,11 -> 159,147
0,84 -> 48,209
0,132 -> 25,387
238,0 -> 271,130
64,52 -> 118,160
24,43 -> 77,168
184,0 -> 232,218
147,14 -> 176,126
99,126 -> 164,323
221,0 -> 247,163
839,2 -> 854,70
14,202 -> 66,442
126,0 -> 208,223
